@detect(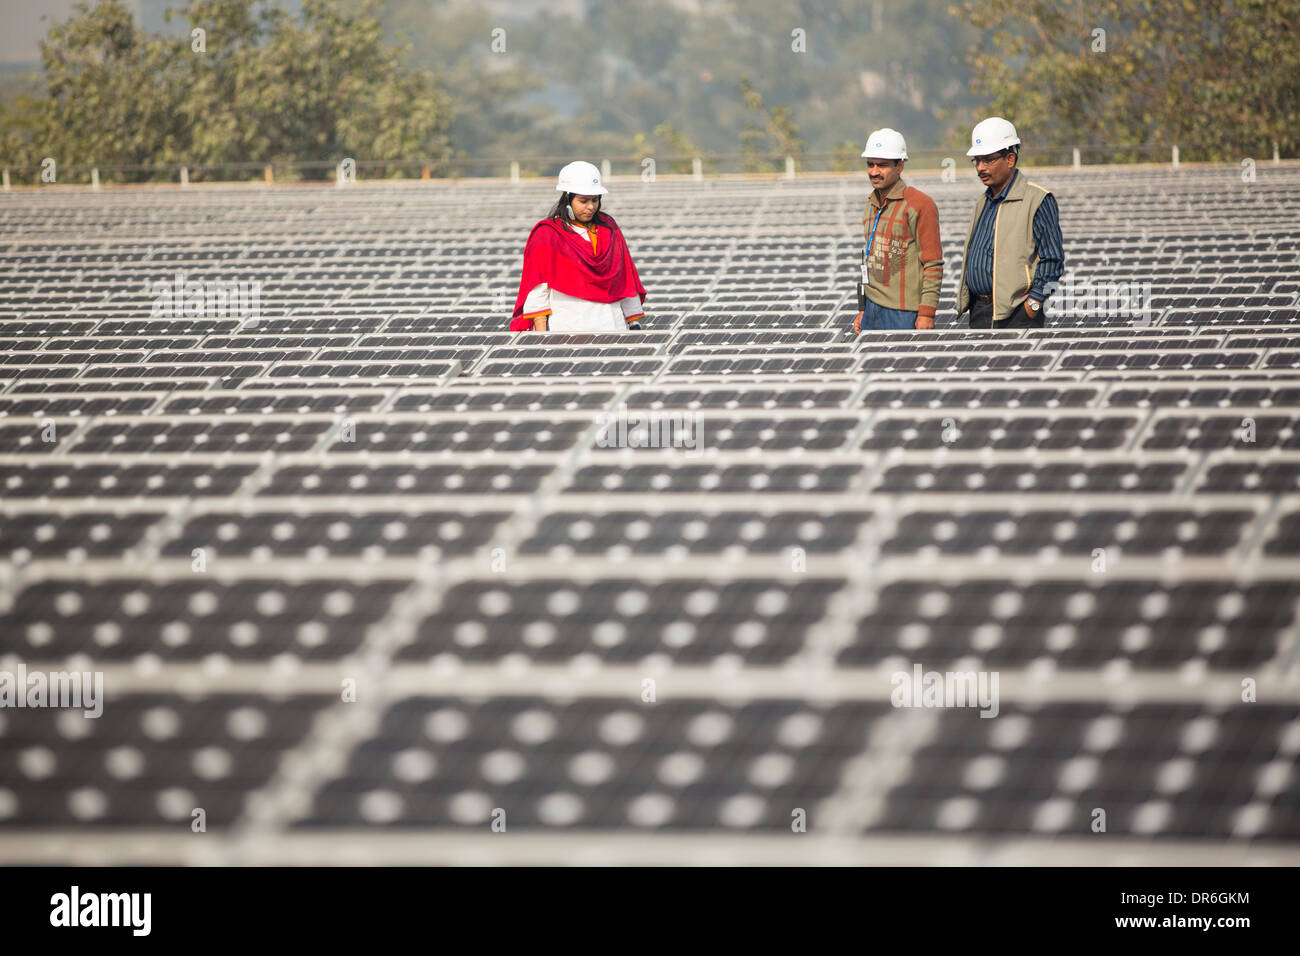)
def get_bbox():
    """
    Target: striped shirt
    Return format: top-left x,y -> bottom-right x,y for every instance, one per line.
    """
964,170 -> 1064,301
